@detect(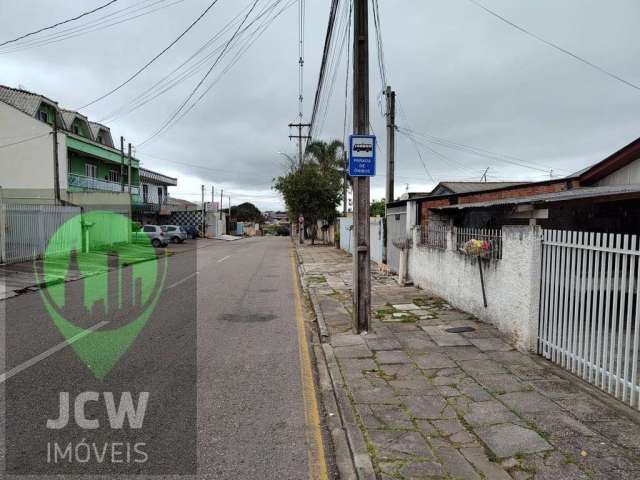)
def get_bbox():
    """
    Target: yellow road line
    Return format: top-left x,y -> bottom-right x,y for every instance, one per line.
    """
289,245 -> 329,480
